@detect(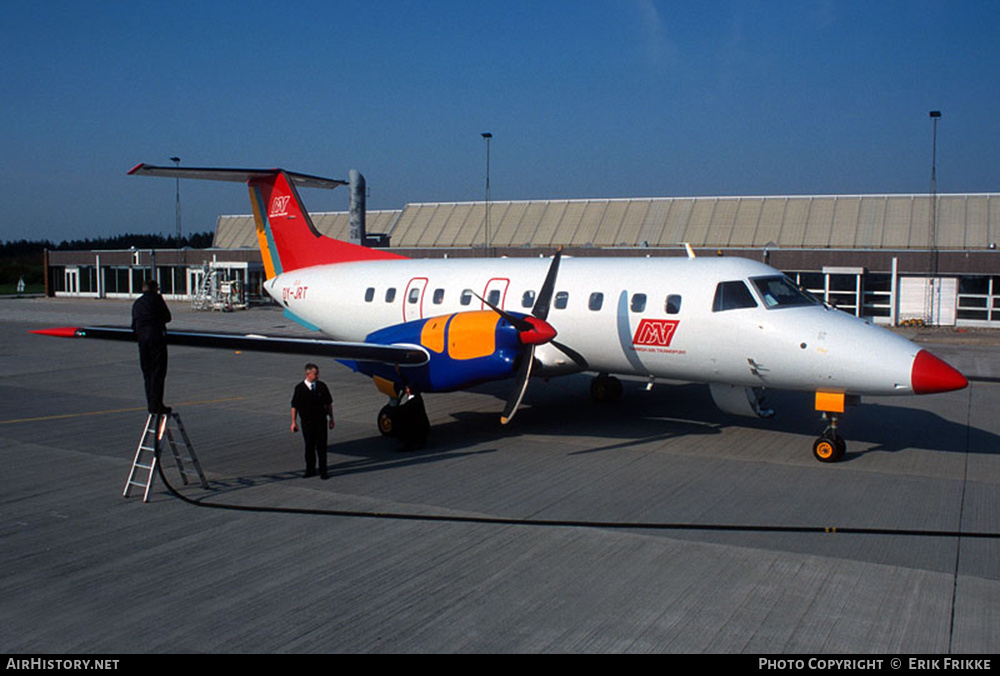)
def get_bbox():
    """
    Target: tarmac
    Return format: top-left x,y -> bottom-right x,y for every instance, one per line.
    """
2,296 -> 999,653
